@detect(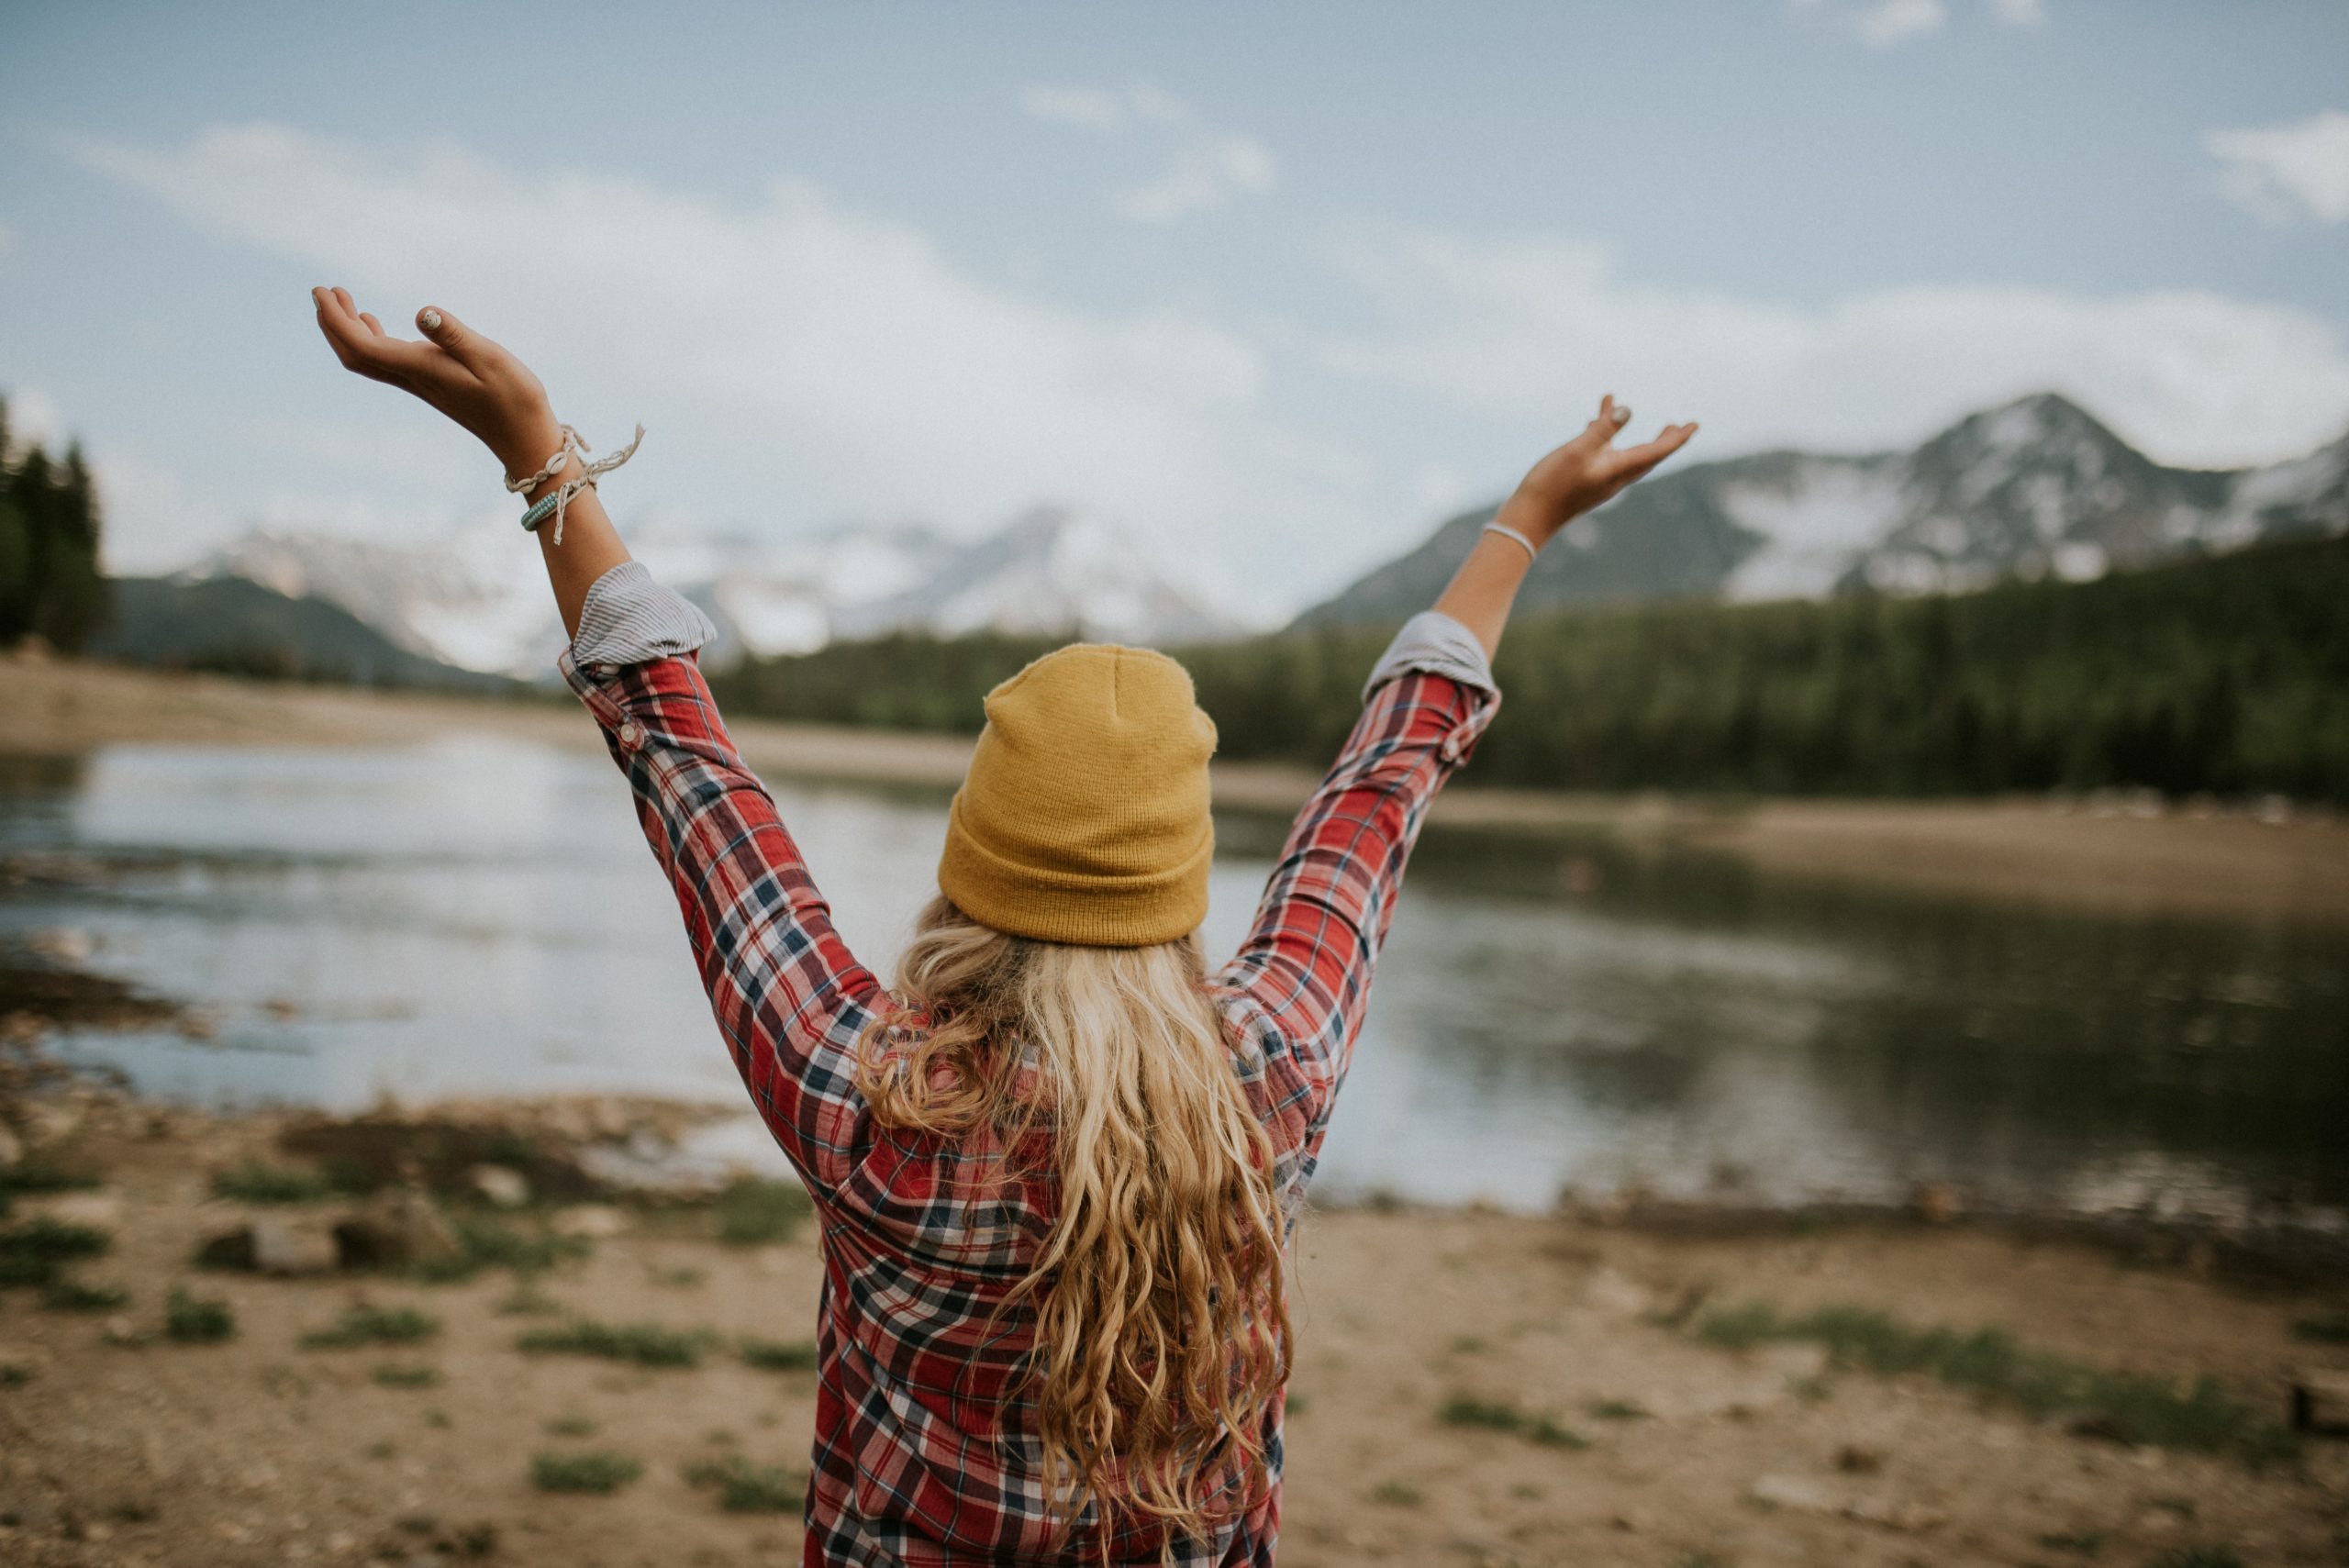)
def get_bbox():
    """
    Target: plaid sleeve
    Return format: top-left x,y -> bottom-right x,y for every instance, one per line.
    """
1215,654 -> 1497,1169
558,579 -> 880,1199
